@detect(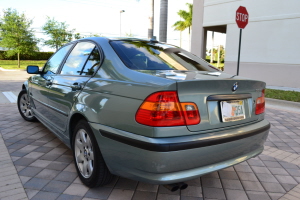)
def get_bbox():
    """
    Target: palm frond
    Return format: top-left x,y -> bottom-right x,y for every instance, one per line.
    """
172,3 -> 193,32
